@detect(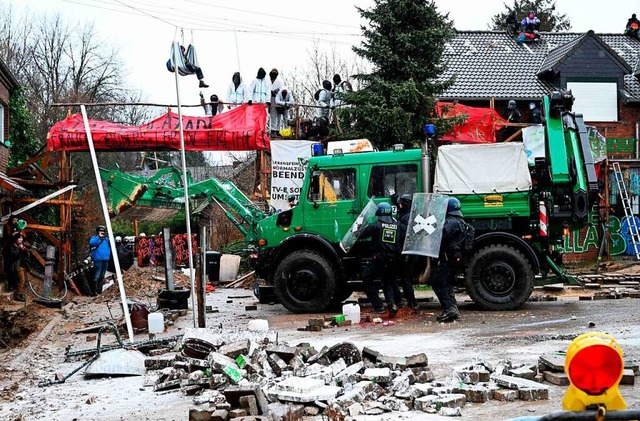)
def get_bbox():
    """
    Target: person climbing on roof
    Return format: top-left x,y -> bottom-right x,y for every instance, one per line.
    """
505,10 -> 518,36
521,11 -> 540,33
331,74 -> 353,108
625,14 -> 640,40
226,72 -> 248,109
